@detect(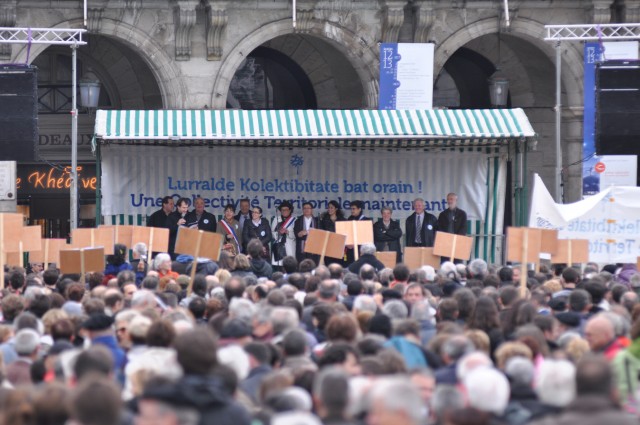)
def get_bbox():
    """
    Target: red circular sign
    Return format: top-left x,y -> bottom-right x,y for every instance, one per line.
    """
594,162 -> 606,173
